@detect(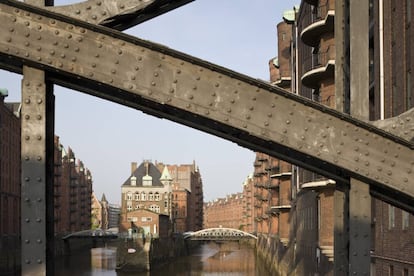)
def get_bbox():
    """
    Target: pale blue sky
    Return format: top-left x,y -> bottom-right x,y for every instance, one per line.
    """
2,0 -> 297,204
